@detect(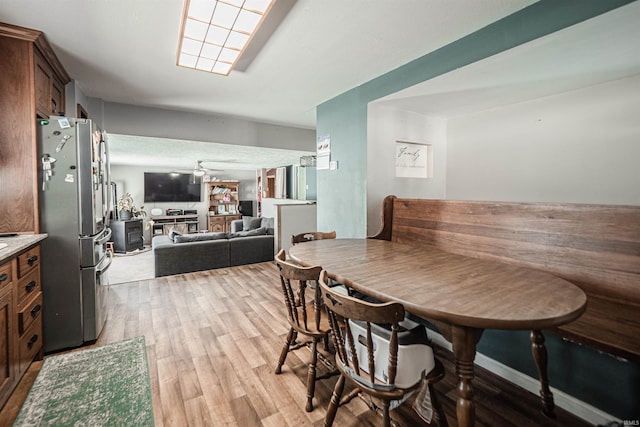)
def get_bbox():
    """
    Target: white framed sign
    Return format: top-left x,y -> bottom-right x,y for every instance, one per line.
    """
395,141 -> 431,178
